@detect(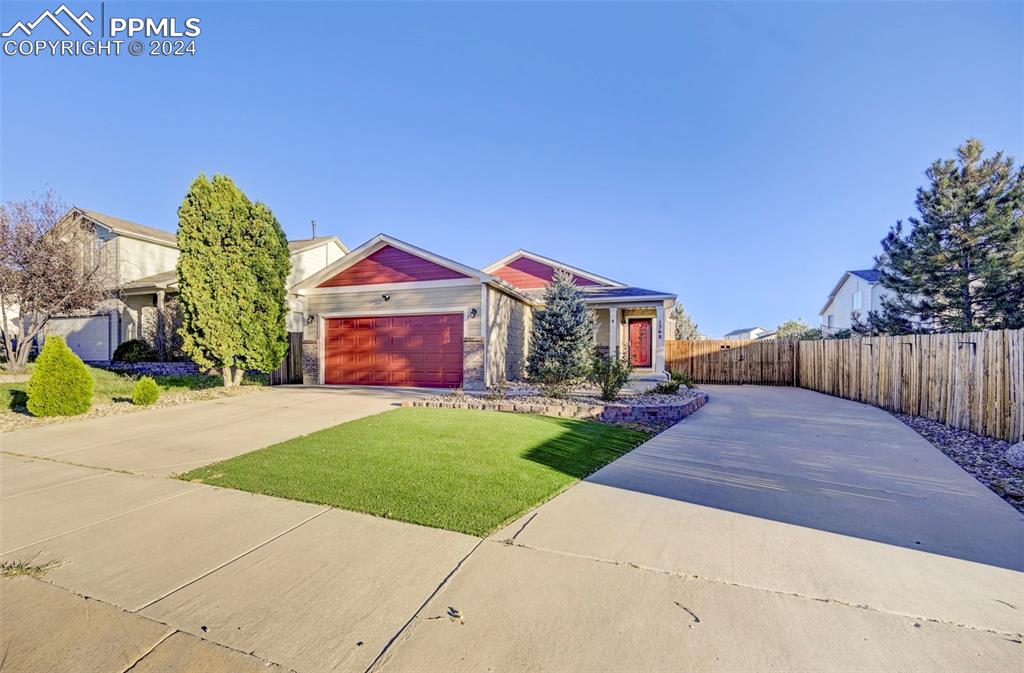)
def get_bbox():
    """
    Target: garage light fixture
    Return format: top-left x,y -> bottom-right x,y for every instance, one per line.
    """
306,314 -> 317,325
382,293 -> 391,302
469,308 -> 478,318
